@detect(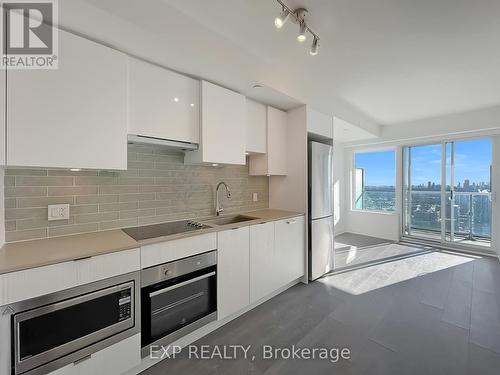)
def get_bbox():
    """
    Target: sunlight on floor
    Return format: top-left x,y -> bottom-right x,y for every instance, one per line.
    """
345,246 -> 358,263
320,251 -> 478,295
